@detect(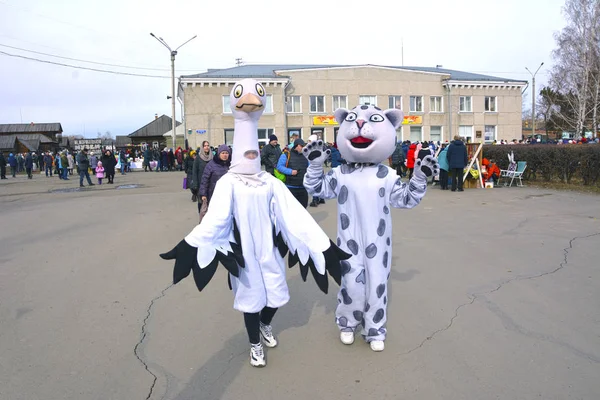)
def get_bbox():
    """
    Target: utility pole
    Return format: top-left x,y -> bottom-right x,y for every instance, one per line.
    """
401,39 -> 404,66
526,62 -> 544,139
150,33 -> 197,149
